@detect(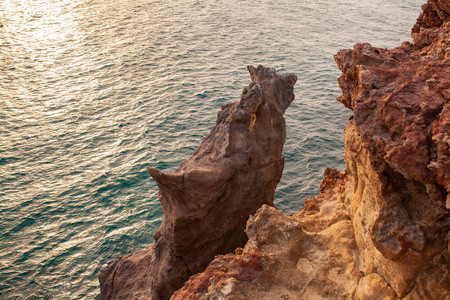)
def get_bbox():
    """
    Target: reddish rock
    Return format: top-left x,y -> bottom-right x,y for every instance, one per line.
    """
431,102 -> 450,208
100,1 -> 450,299
412,0 -> 450,47
333,0 -> 450,295
98,65 -> 297,299
334,0 -> 450,198
173,1 -> 450,299
171,205 -> 307,300
173,175 -> 359,300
